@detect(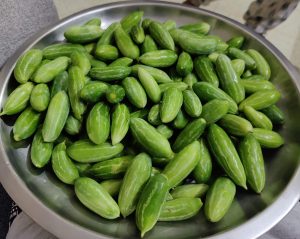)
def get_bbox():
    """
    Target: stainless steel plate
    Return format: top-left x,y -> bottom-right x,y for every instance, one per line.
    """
0,1 -> 300,239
